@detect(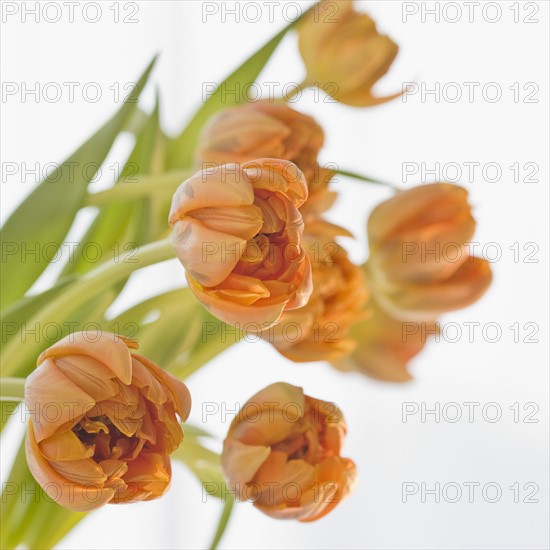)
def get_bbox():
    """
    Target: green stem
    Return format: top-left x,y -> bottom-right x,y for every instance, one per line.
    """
1,238 -> 174,377
0,378 -> 26,401
208,495 -> 235,550
336,169 -> 400,192
177,330 -> 241,381
85,170 -> 190,207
